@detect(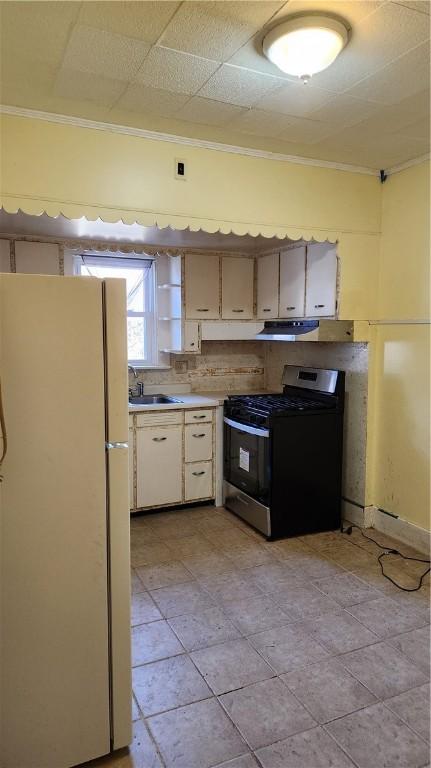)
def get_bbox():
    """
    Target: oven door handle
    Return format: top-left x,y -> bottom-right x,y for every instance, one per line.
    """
223,417 -> 270,438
